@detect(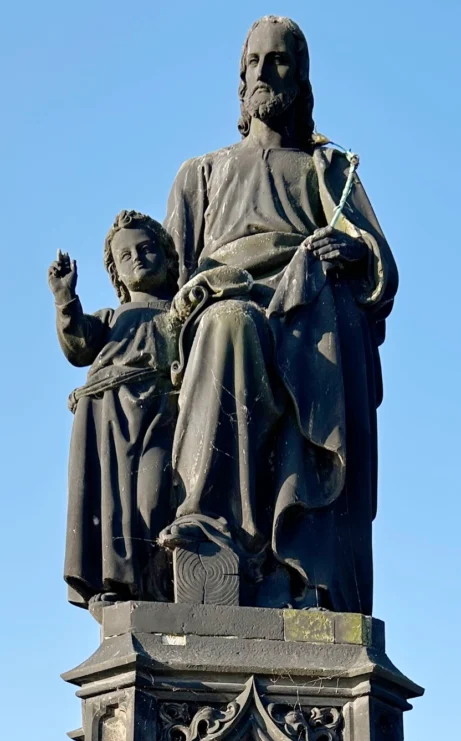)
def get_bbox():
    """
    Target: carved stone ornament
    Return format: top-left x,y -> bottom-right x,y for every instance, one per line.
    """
88,693 -> 129,741
158,678 -> 343,741
267,704 -> 342,741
